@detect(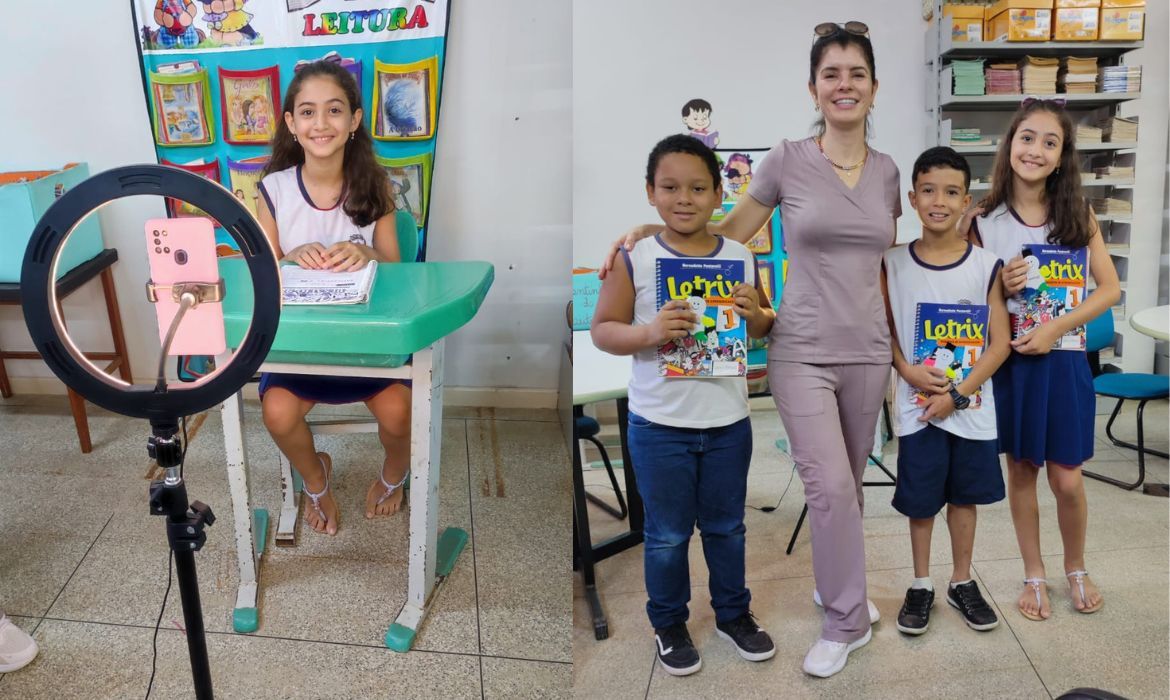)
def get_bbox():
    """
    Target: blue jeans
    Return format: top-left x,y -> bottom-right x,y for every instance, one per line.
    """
627,412 -> 753,629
